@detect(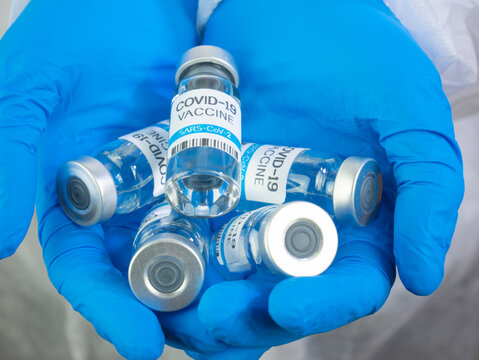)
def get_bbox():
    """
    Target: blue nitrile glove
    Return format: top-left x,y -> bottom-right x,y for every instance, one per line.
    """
191,0 -> 465,357
0,0 -> 231,359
